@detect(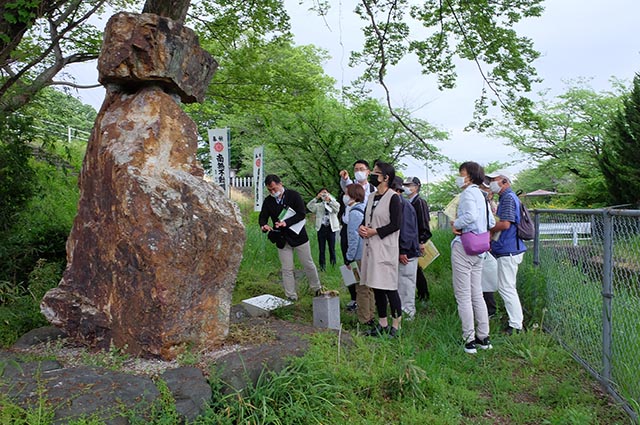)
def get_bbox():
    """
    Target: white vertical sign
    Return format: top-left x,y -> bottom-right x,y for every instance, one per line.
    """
208,128 -> 230,197
253,146 -> 265,211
